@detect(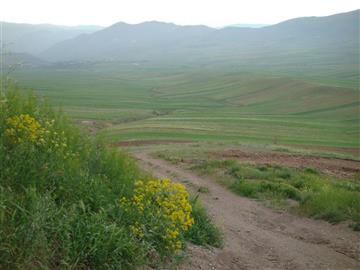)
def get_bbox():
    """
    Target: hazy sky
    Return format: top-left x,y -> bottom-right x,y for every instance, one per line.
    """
2,0 -> 359,27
